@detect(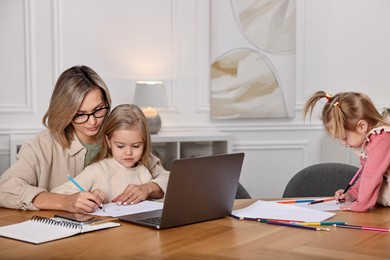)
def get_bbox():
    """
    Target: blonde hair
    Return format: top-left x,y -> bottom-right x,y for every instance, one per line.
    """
93,104 -> 151,167
42,65 -> 112,148
304,91 -> 390,139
